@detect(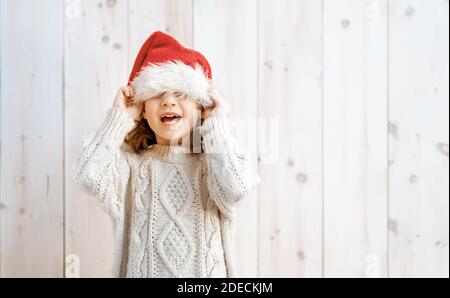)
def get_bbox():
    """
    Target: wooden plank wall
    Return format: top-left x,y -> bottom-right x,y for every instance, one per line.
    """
323,0 -> 389,277
0,0 -> 65,277
0,0 -> 448,277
